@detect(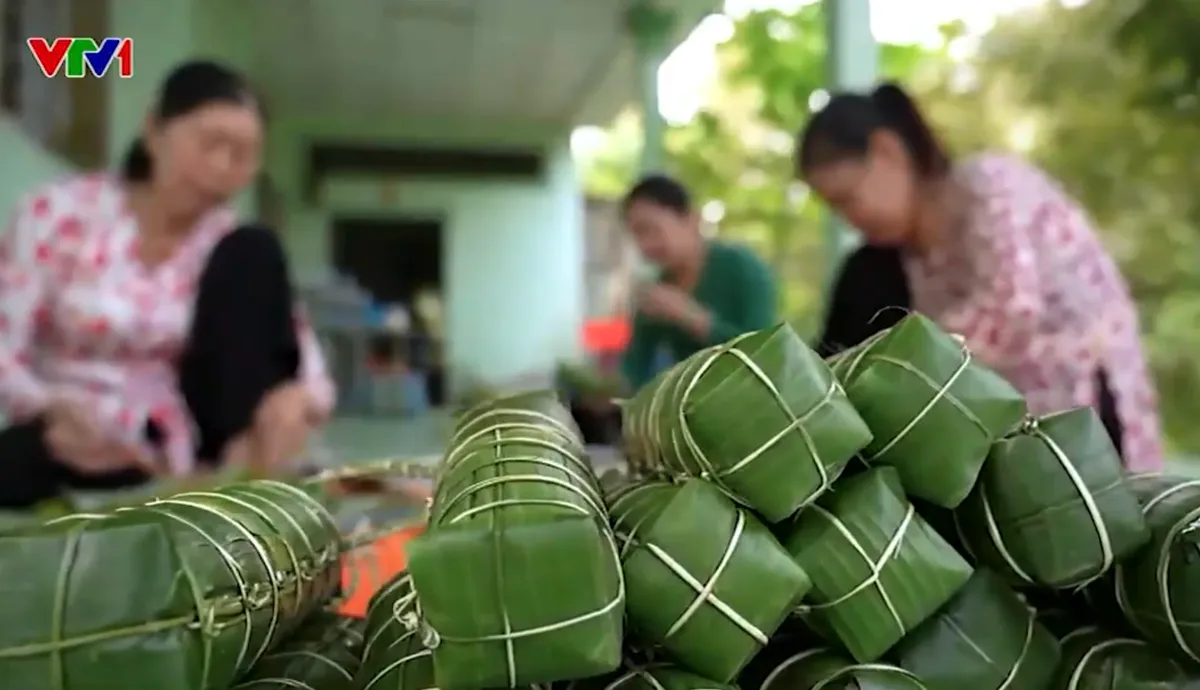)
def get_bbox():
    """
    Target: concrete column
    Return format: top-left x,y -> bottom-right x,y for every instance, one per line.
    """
822,0 -> 877,292
625,2 -> 675,174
